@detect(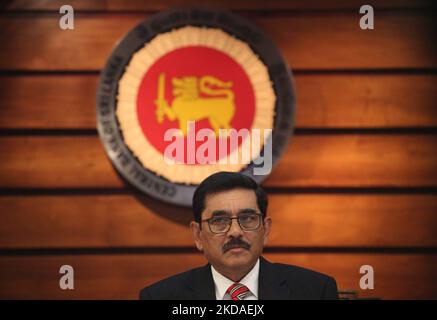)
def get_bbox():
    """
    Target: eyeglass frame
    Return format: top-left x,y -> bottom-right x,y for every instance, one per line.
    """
200,212 -> 264,234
